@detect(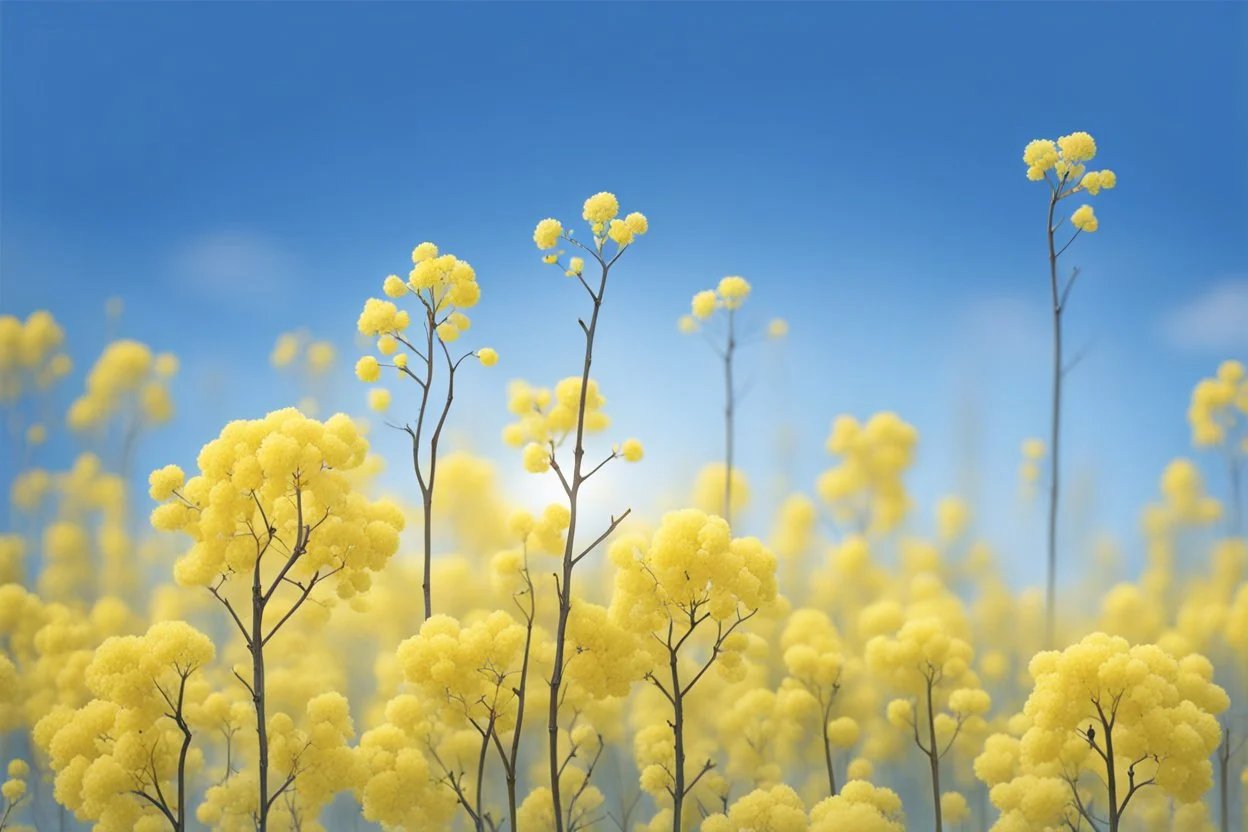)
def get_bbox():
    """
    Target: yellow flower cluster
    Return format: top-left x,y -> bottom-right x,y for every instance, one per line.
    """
1022,131 -> 1116,232
396,611 -> 527,727
678,276 -> 753,333
66,339 -> 177,430
1,758 -> 29,822
270,329 -> 336,377
532,191 -> 648,261
35,621 -> 214,831
1188,359 -> 1247,451
809,780 -> 906,831
702,784 -> 807,832
150,407 -> 404,594
817,413 -> 919,534
0,310 -> 71,403
503,377 -> 642,475
610,509 -> 779,626
353,693 -> 458,829
978,633 -> 1229,829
